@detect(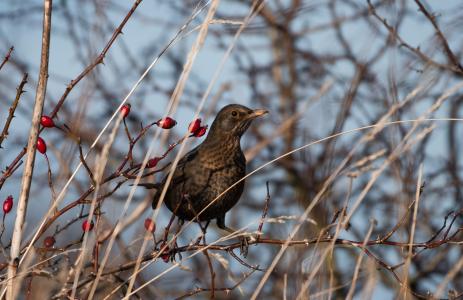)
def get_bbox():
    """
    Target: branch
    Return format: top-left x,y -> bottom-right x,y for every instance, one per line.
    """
49,0 -> 142,118
0,46 -> 13,72
7,0 -> 52,299
414,0 -> 463,73
256,181 -> 271,241
367,0 -> 462,75
175,270 -> 255,300
0,73 -> 28,149
0,0 -> 143,193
